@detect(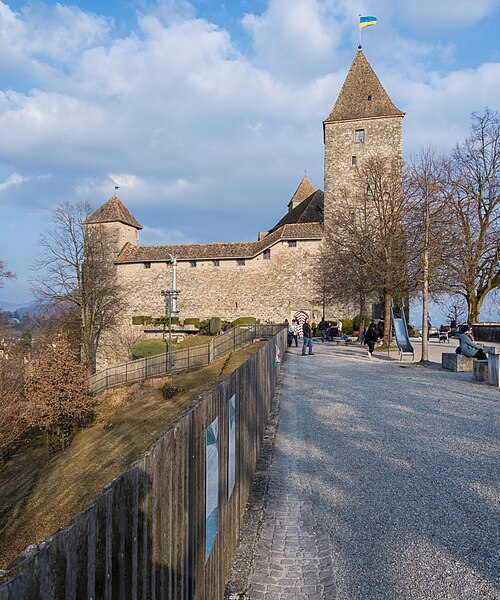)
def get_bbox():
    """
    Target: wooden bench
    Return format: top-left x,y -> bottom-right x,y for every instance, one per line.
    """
441,353 -> 474,372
